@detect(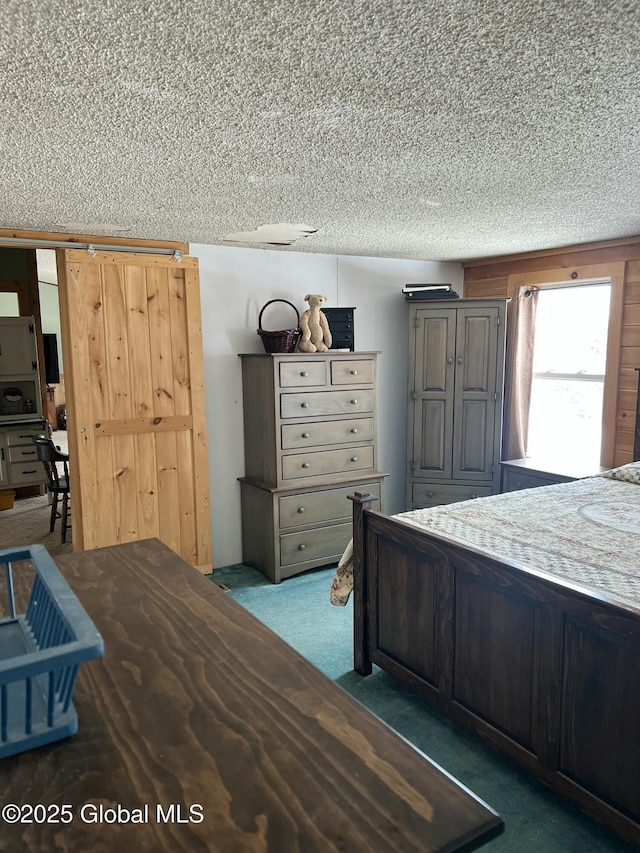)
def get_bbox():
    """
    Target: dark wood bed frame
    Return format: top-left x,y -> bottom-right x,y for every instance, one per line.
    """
349,491 -> 640,846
